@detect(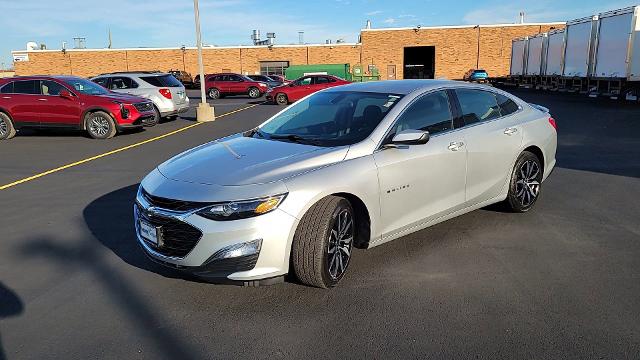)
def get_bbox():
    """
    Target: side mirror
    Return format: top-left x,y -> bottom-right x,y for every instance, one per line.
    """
389,129 -> 430,146
59,90 -> 74,99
